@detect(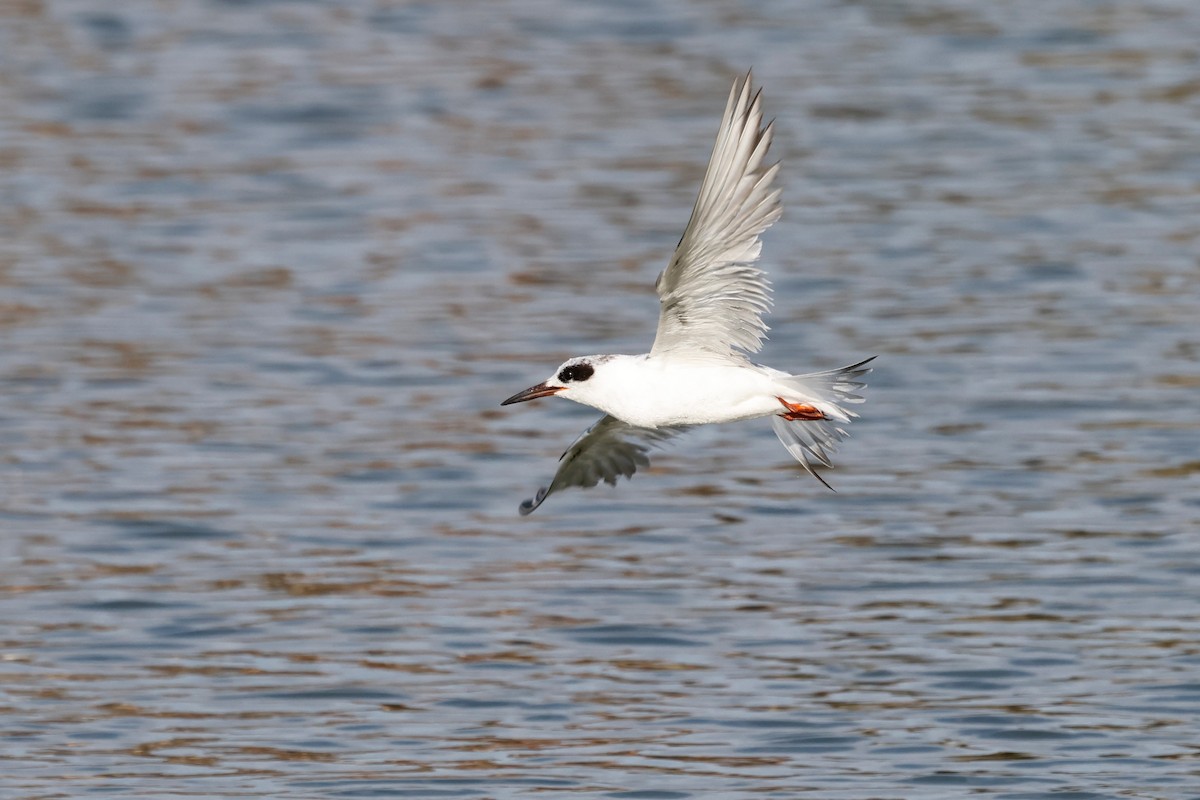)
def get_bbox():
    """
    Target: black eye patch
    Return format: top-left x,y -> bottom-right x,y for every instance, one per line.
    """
557,363 -> 594,383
